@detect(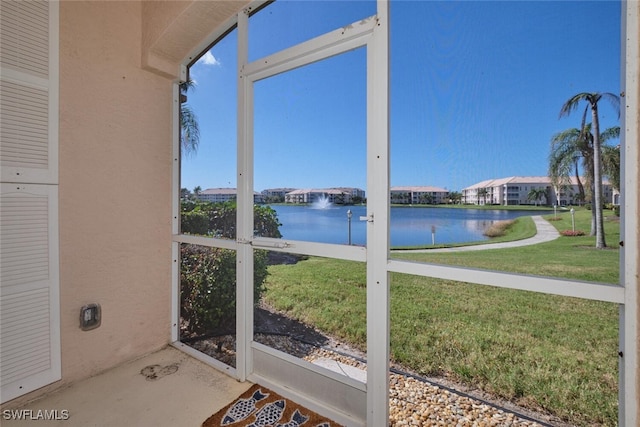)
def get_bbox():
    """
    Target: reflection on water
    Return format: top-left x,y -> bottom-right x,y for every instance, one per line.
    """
268,205 -> 548,247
